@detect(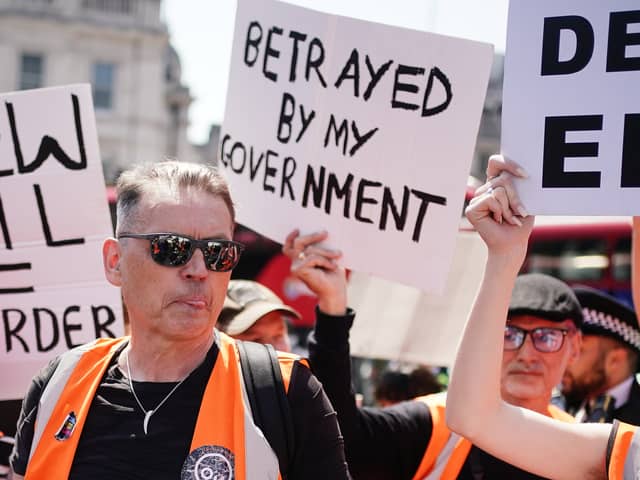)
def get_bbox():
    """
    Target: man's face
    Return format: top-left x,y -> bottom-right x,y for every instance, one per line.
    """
233,311 -> 292,352
561,335 -> 607,404
110,187 -> 234,342
501,315 -> 580,410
